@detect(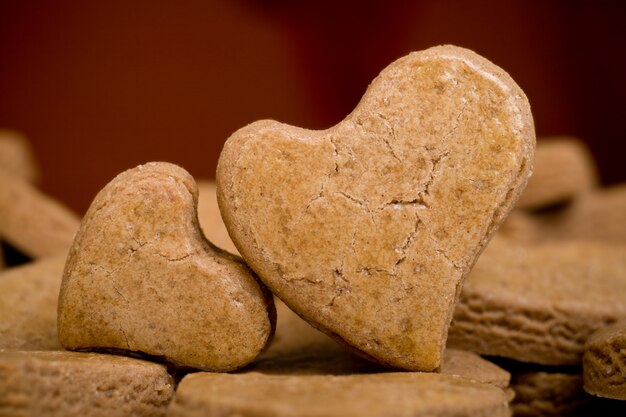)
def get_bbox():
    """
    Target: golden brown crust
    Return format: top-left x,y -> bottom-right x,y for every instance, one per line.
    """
169,372 -> 510,417
217,45 -> 535,371
58,162 -> 275,372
